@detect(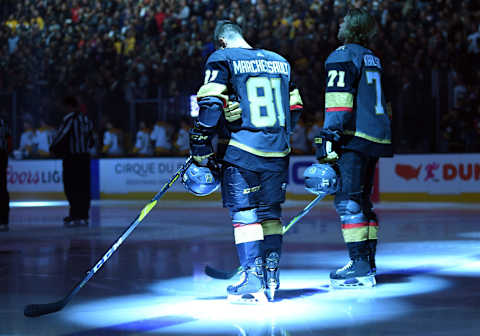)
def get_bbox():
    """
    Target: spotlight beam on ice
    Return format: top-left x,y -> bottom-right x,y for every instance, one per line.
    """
65,270 -> 449,334
64,240 -> 480,334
